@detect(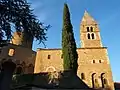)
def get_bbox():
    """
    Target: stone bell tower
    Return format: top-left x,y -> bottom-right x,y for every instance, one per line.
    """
78,11 -> 114,90
80,11 -> 102,48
